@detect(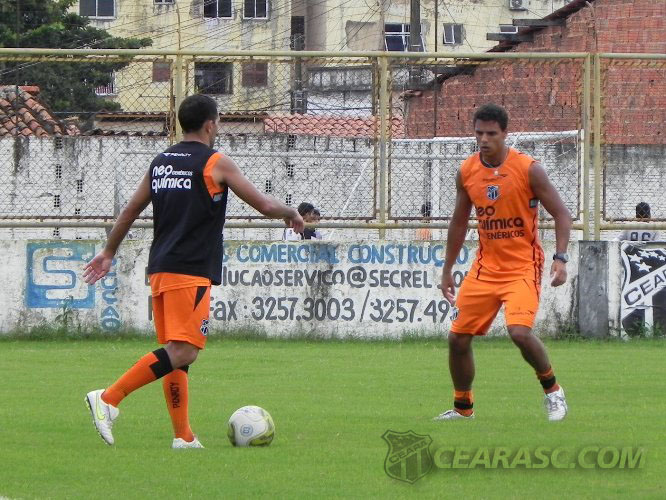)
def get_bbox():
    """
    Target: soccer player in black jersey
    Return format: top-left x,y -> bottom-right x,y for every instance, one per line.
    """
82,95 -> 304,448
